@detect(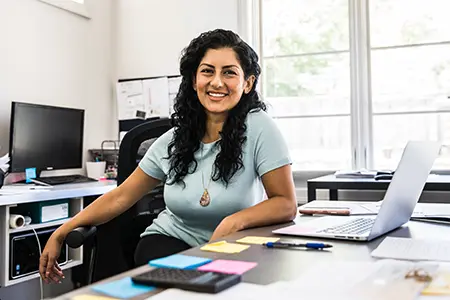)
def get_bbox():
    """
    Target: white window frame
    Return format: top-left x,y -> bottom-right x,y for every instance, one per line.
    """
349,0 -> 373,170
